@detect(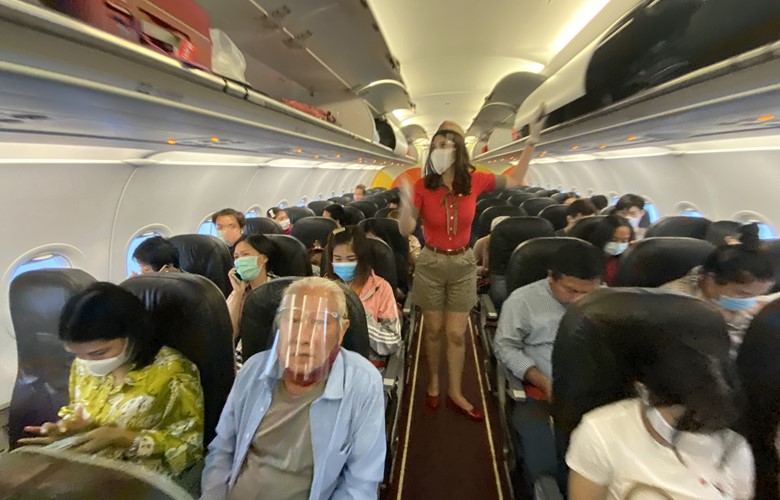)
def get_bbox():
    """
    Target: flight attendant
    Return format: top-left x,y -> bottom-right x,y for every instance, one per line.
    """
399,105 -> 546,420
